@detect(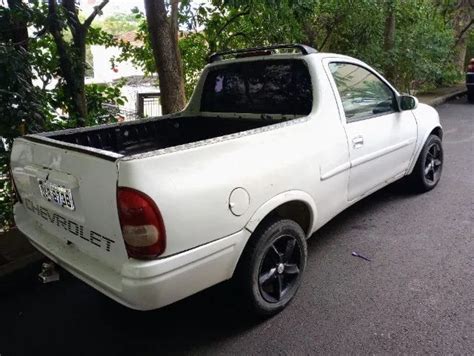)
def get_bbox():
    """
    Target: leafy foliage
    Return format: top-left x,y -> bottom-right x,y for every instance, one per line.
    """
0,44 -> 51,230
0,146 -> 14,231
179,33 -> 209,97
93,12 -> 140,35
392,1 -> 456,91
115,0 -> 462,95
467,30 -> 474,65
0,1 -> 126,229
85,82 -> 127,126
